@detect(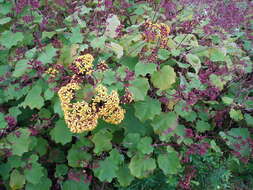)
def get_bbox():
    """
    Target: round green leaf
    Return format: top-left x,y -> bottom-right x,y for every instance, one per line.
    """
151,65 -> 176,90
